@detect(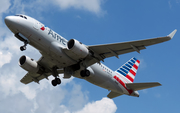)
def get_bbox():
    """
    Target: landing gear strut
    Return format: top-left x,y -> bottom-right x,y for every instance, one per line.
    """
80,69 -> 90,77
20,40 -> 28,51
51,67 -> 61,87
